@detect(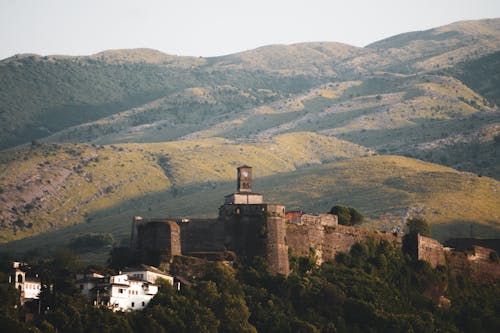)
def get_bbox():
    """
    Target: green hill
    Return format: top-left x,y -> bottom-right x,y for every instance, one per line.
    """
367,18 -> 500,72
0,133 -> 373,243
1,18 -> 499,258
2,18 -> 499,151
1,149 -> 498,259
